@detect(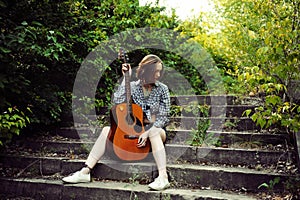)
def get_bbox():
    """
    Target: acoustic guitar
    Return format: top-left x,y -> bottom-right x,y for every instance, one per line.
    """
108,49 -> 151,161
